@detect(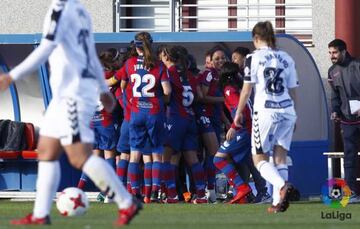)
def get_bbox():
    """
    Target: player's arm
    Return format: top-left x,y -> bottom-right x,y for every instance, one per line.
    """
199,84 -> 224,104
289,87 -> 297,111
161,69 -> 172,103
234,54 -> 255,126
